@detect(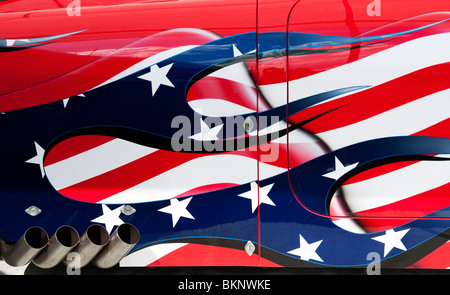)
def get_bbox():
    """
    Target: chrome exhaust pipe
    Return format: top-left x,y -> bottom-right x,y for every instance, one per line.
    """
32,225 -> 80,269
92,223 -> 139,269
0,227 -> 48,267
63,224 -> 109,268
